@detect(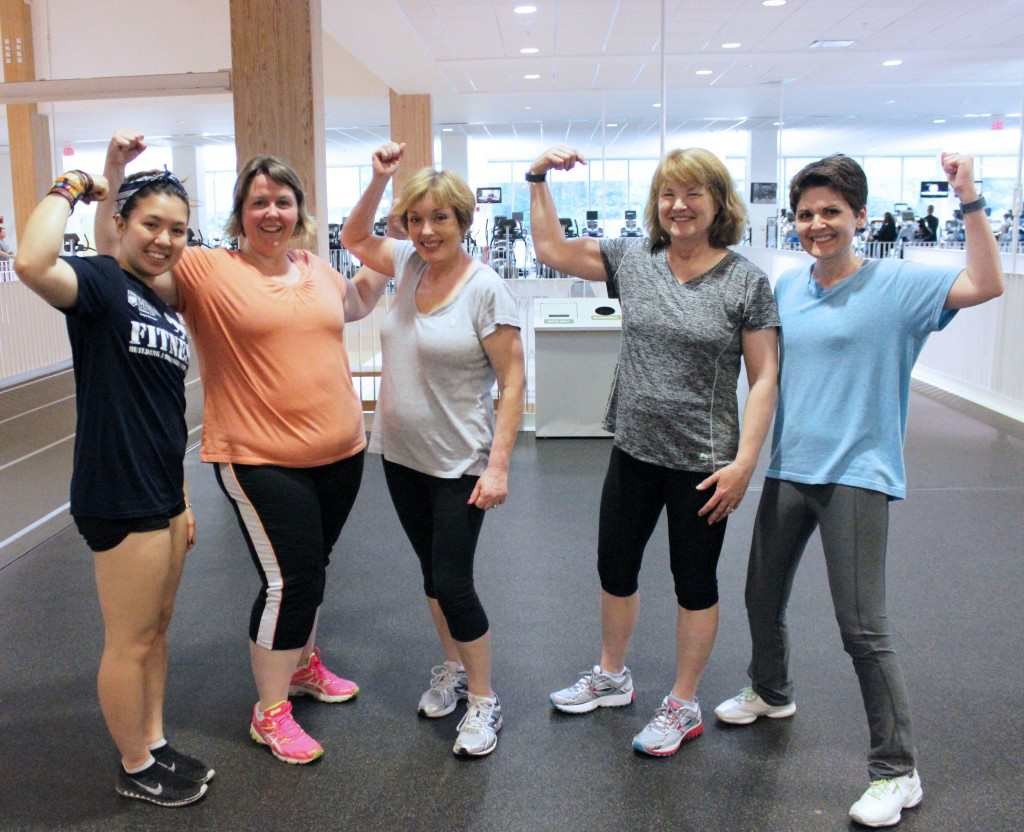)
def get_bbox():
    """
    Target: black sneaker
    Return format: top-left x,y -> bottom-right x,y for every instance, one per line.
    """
152,744 -> 216,784
116,762 -> 208,807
